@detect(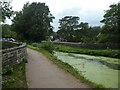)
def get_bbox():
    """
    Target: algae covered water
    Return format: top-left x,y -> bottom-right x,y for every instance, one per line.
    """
54,51 -> 119,88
